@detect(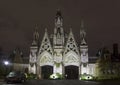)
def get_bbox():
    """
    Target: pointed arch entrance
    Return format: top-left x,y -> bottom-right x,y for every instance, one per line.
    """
63,51 -> 80,79
37,51 -> 54,79
41,65 -> 53,79
65,65 -> 79,79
